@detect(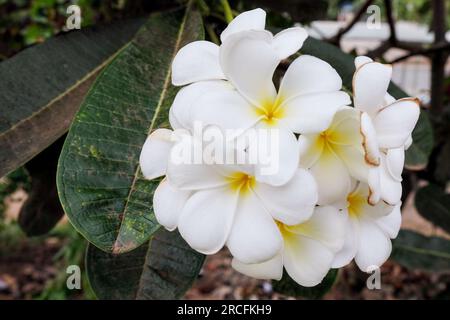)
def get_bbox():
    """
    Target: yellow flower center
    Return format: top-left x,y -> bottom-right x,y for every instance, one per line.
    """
227,172 -> 256,195
319,129 -> 339,149
255,98 -> 284,126
347,191 -> 365,219
275,220 -> 310,245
